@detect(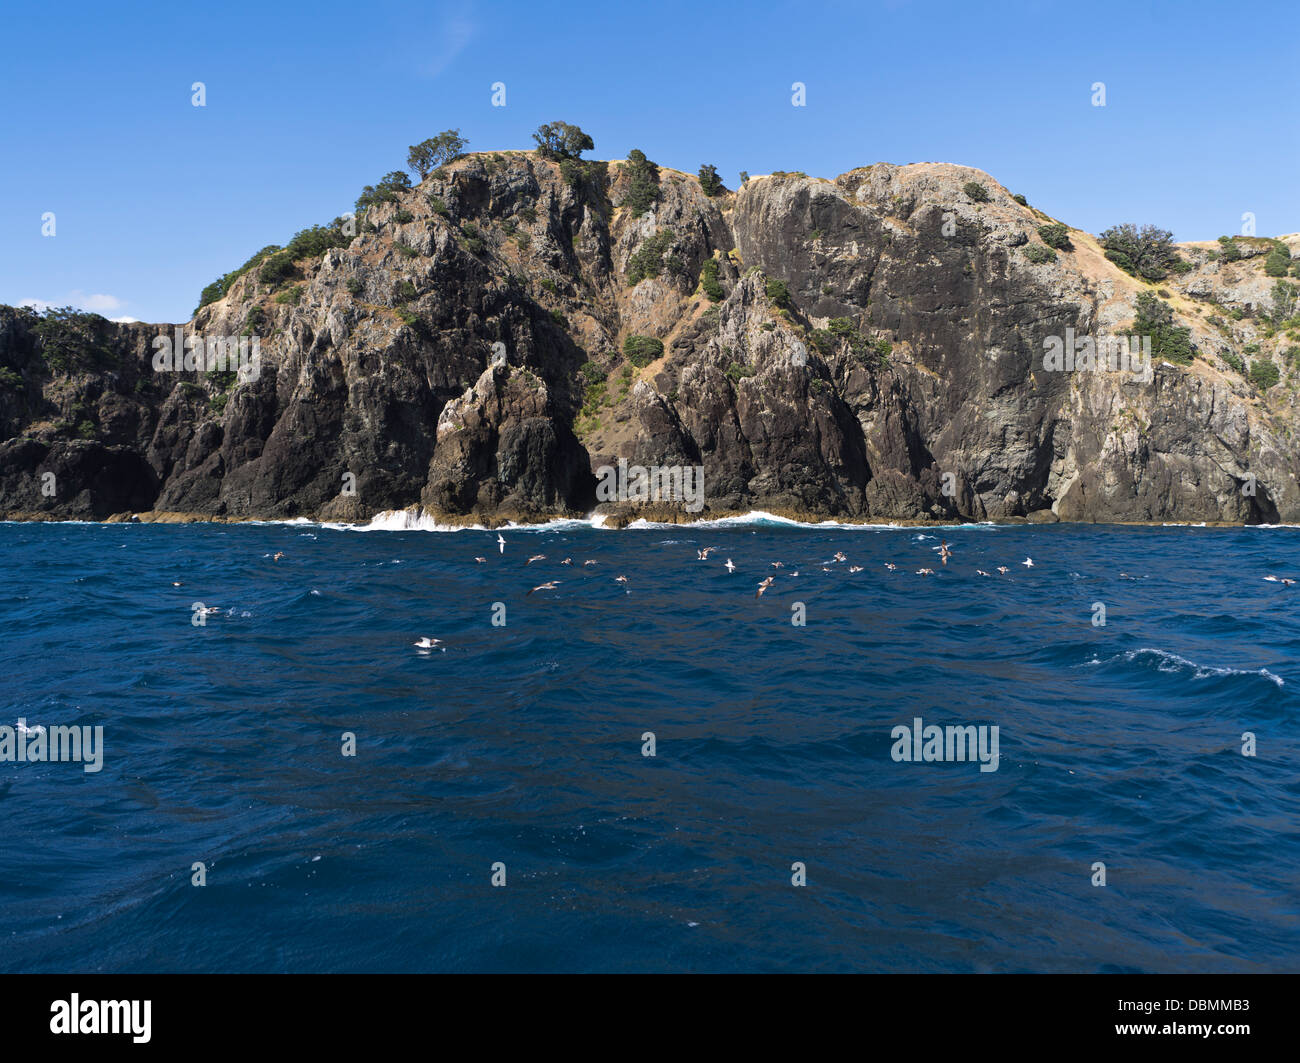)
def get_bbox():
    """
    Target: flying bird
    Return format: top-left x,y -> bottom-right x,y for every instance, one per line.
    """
497,534 -> 506,554
916,568 -> 934,575
832,551 -> 846,563
771,561 -> 784,569
724,559 -> 736,572
756,576 -> 775,598
1022,558 -> 1034,568
526,554 -> 546,565
976,569 -> 990,577
413,637 -> 442,649
527,581 -> 561,596
697,547 -> 717,560
561,558 -> 573,565
583,560 -> 598,566
474,556 -> 487,563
